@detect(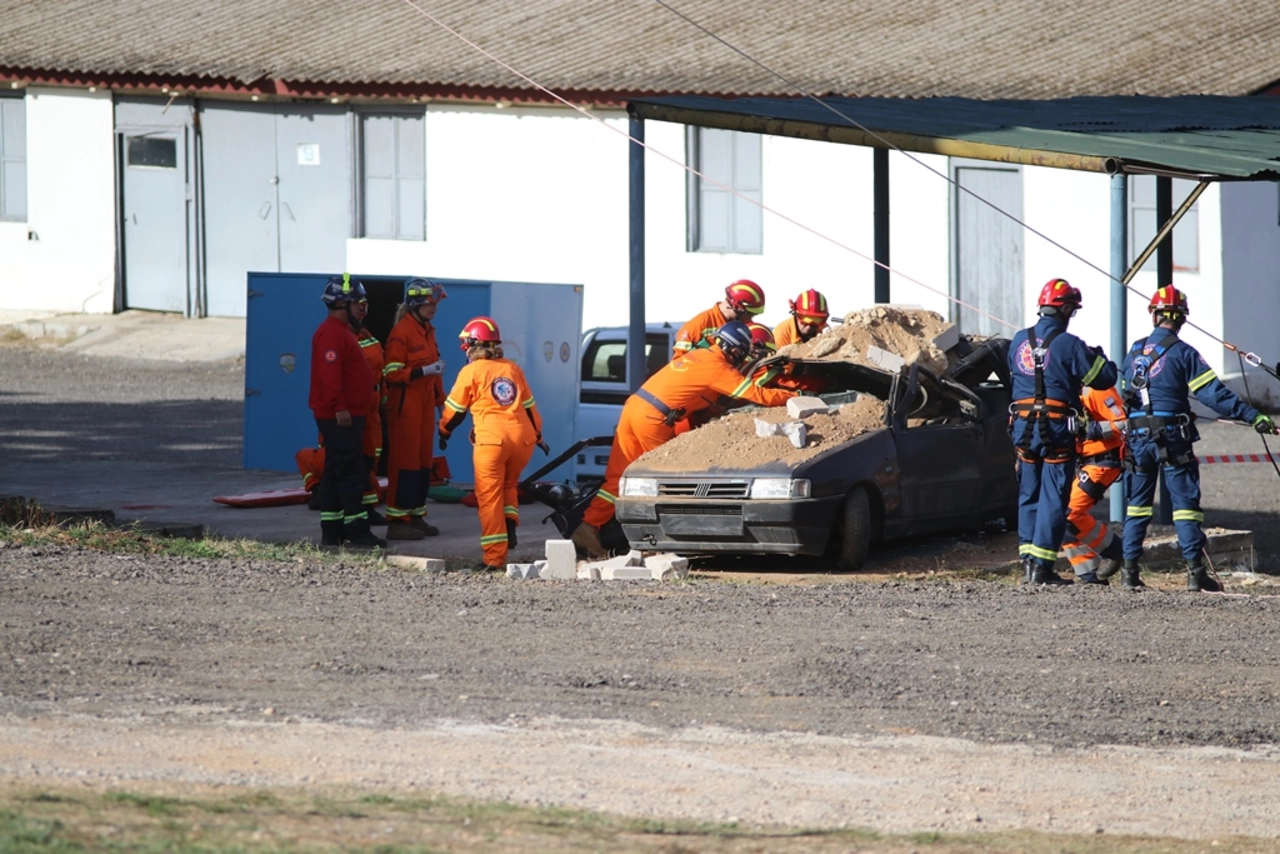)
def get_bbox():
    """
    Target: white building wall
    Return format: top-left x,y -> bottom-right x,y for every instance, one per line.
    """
1221,181 -> 1280,406
0,88 -> 116,314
